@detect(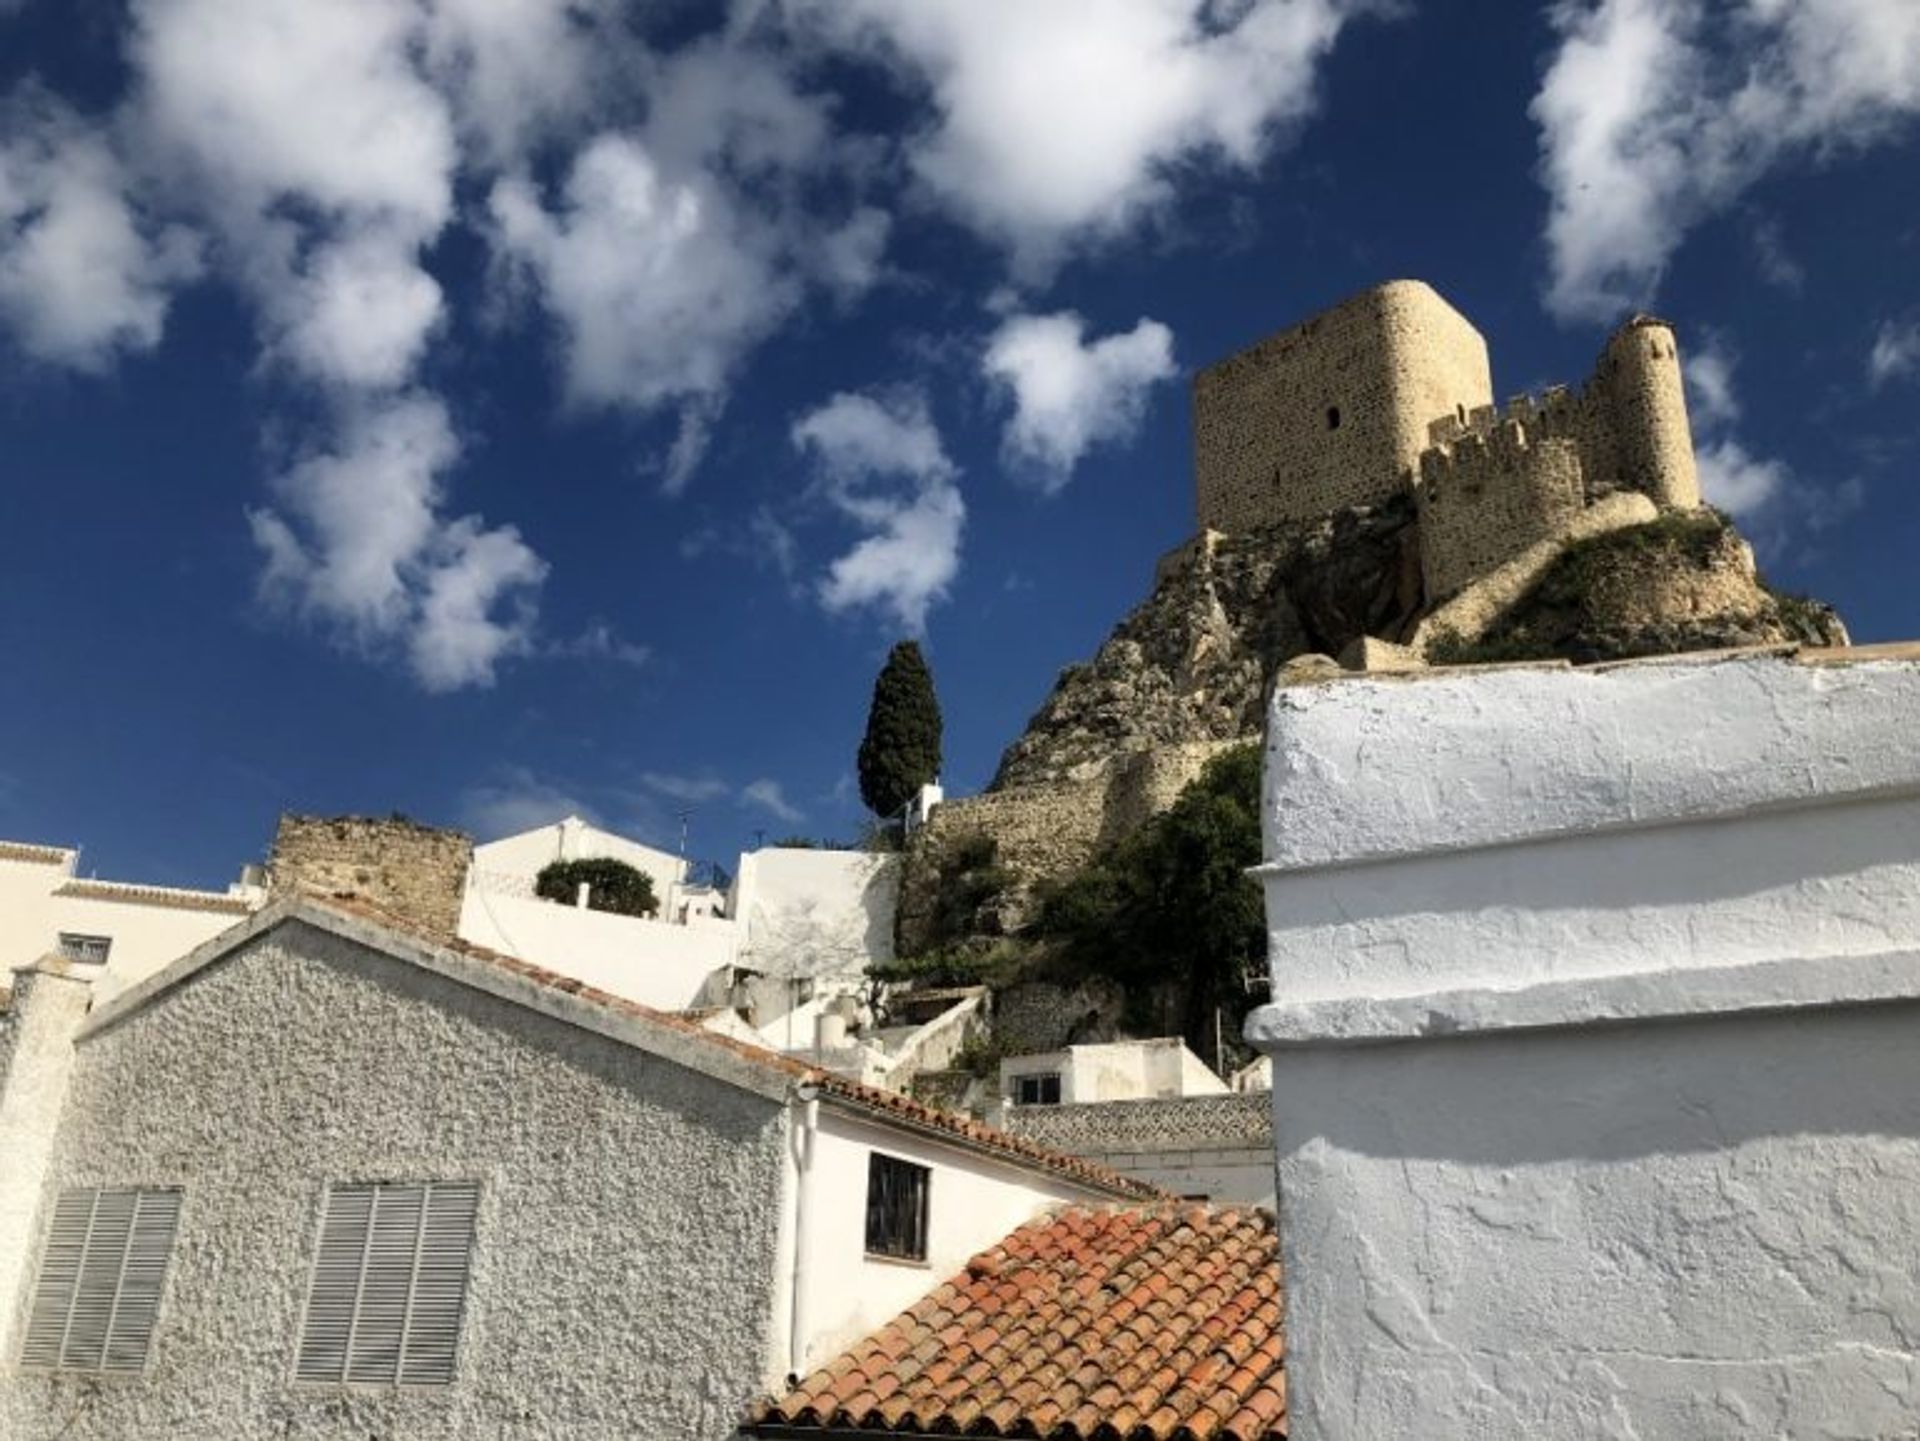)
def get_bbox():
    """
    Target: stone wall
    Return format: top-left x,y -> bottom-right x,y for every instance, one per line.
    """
1000,1093 -> 1275,1203
268,814 -> 471,935
1416,430 -> 1586,600
1192,280 -> 1492,534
